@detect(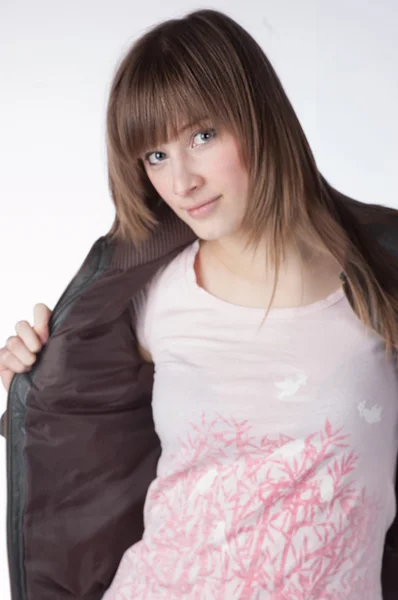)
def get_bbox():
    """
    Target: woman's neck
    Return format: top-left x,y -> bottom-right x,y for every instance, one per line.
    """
196,236 -> 343,309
